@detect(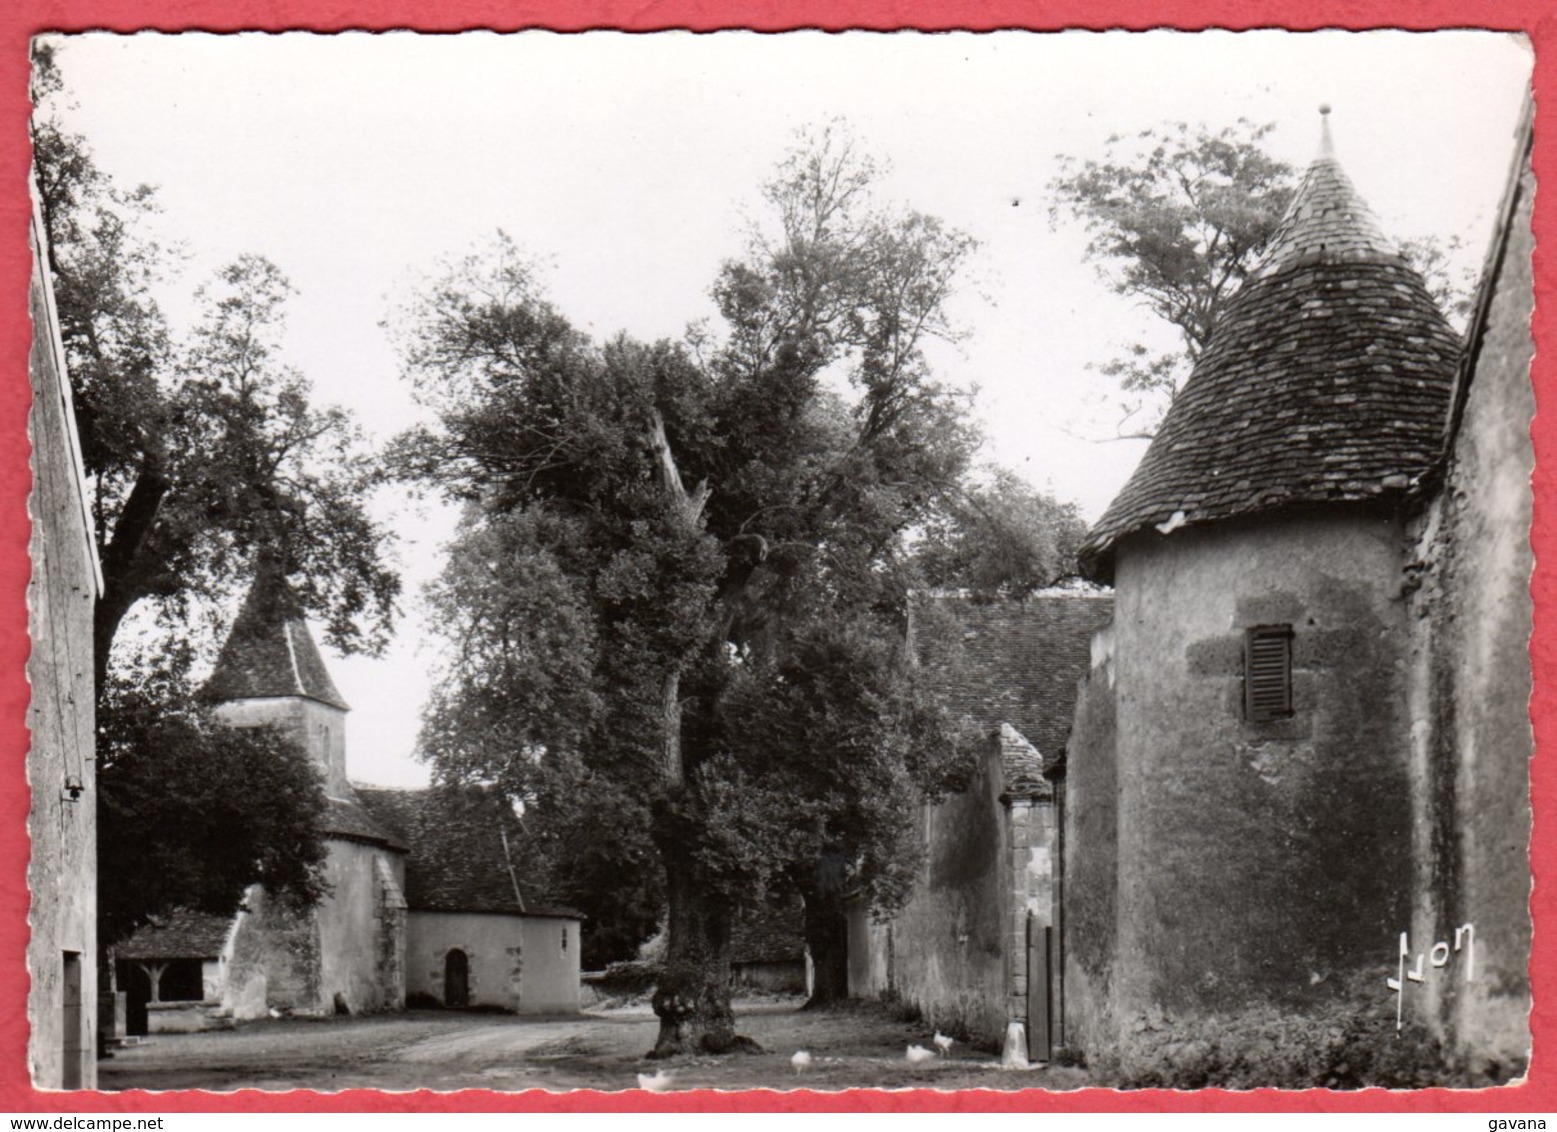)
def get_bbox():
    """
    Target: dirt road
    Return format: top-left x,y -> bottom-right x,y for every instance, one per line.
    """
98,1002 -> 1089,1094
